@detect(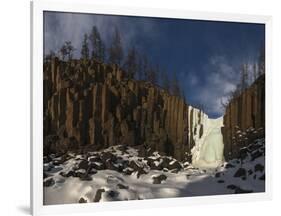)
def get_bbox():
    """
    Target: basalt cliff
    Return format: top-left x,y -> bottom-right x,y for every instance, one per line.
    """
43,58 -> 208,161
222,74 -> 265,160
